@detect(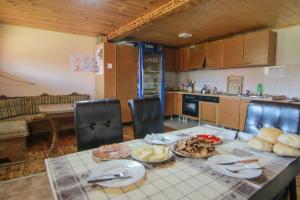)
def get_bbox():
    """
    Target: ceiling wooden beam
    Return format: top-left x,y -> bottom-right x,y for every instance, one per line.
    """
107,0 -> 200,41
